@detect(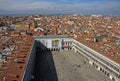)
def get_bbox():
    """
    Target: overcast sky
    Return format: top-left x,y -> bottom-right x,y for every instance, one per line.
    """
0,0 -> 120,16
